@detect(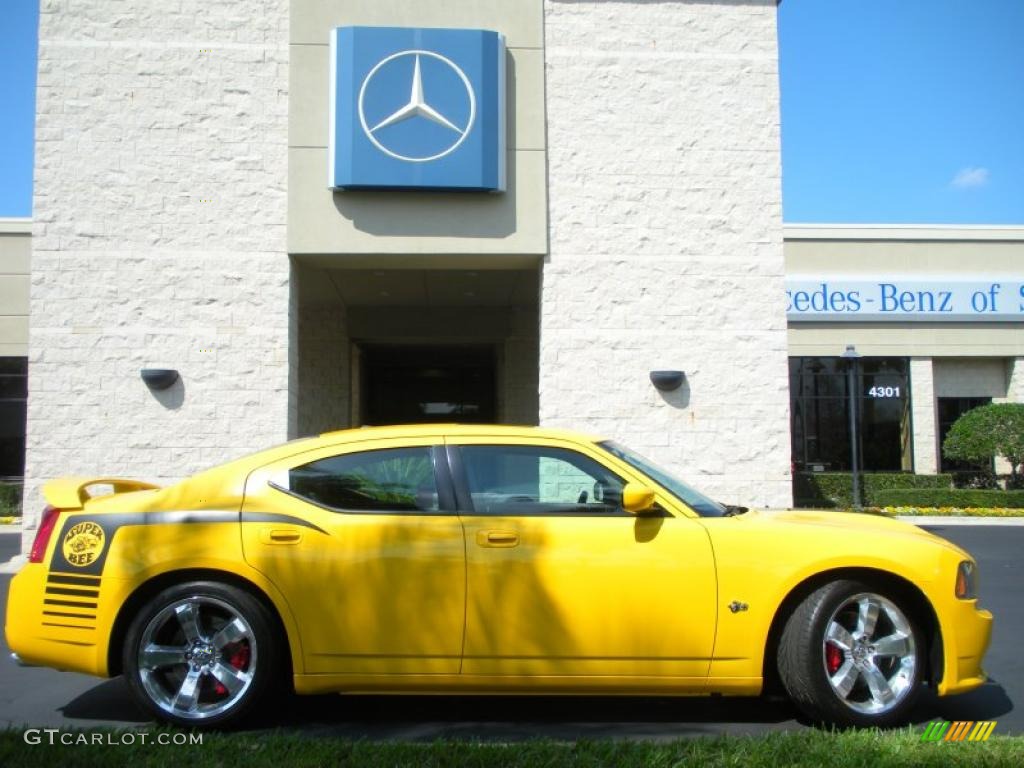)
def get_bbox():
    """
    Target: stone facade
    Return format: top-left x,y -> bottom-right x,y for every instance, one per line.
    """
24,0 -> 290,548
910,358 -> 937,474
541,0 -> 792,506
